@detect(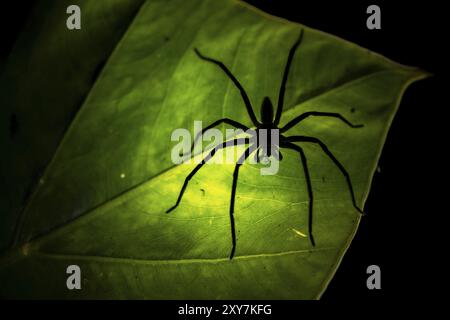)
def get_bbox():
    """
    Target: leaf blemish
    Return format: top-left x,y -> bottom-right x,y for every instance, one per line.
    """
292,228 -> 307,238
350,107 -> 355,113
